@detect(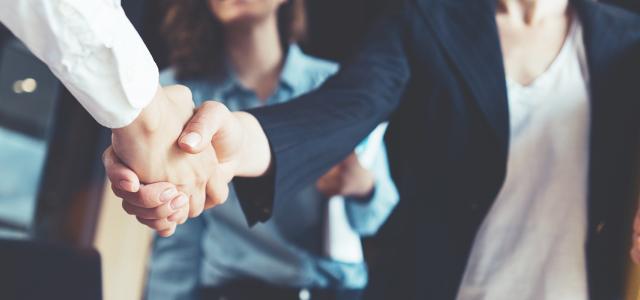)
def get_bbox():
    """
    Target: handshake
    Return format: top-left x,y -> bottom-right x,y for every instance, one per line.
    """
104,85 -> 271,237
